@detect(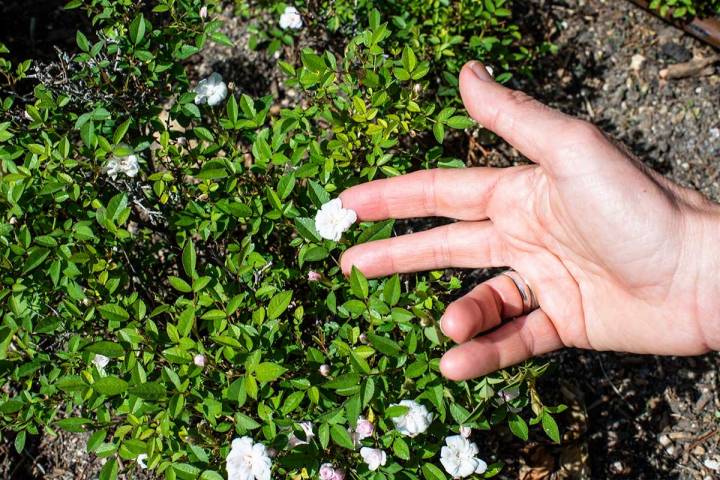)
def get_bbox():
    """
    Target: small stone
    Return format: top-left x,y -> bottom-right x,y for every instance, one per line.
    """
630,54 -> 645,71
658,434 -> 672,447
693,445 -> 706,456
704,458 -> 720,471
